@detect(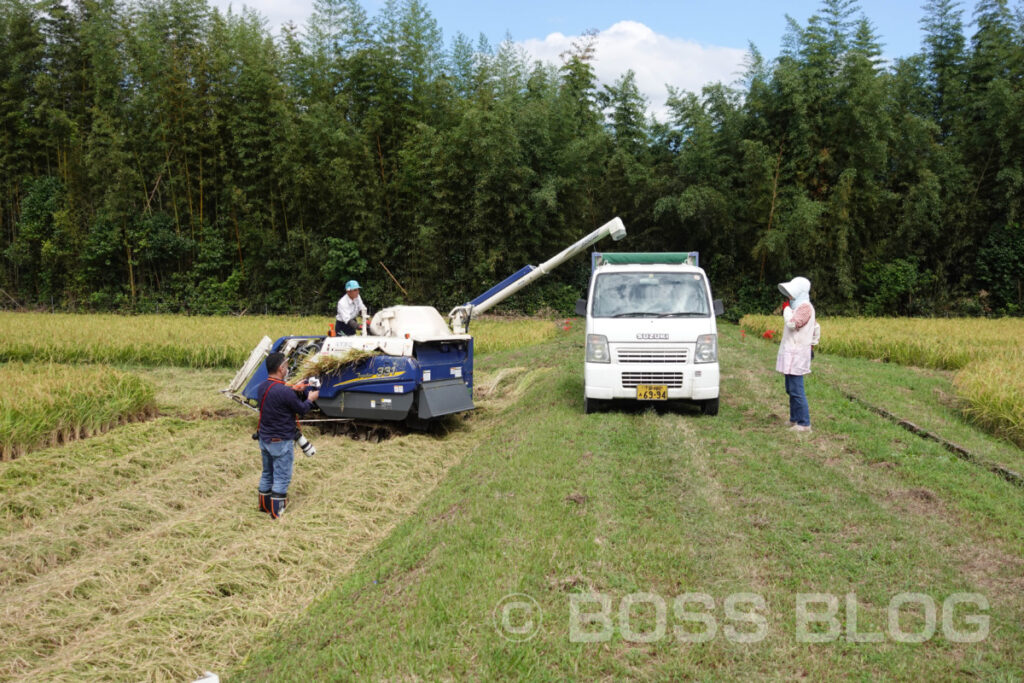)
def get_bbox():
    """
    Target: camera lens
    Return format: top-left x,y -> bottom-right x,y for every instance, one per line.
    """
296,435 -> 315,456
